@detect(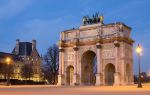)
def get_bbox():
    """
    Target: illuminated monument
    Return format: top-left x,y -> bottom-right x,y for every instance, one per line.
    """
57,14 -> 134,86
